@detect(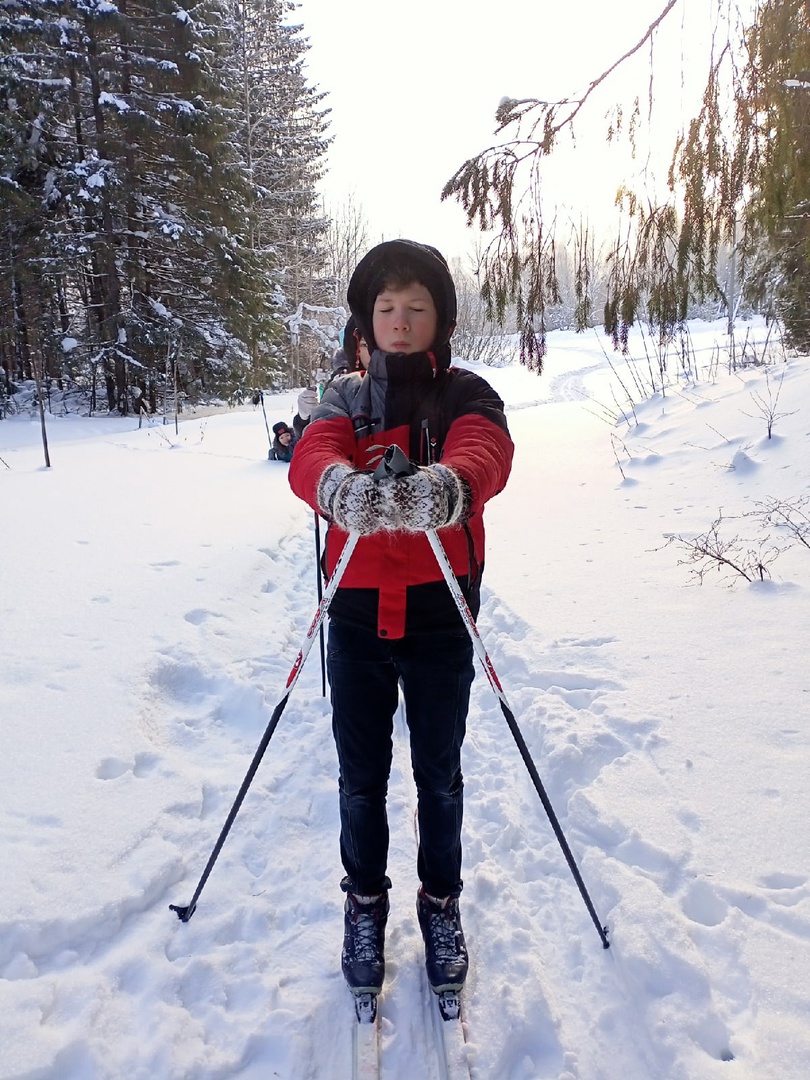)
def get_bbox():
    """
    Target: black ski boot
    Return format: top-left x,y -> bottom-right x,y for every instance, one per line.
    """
341,889 -> 389,994
416,887 -> 469,992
